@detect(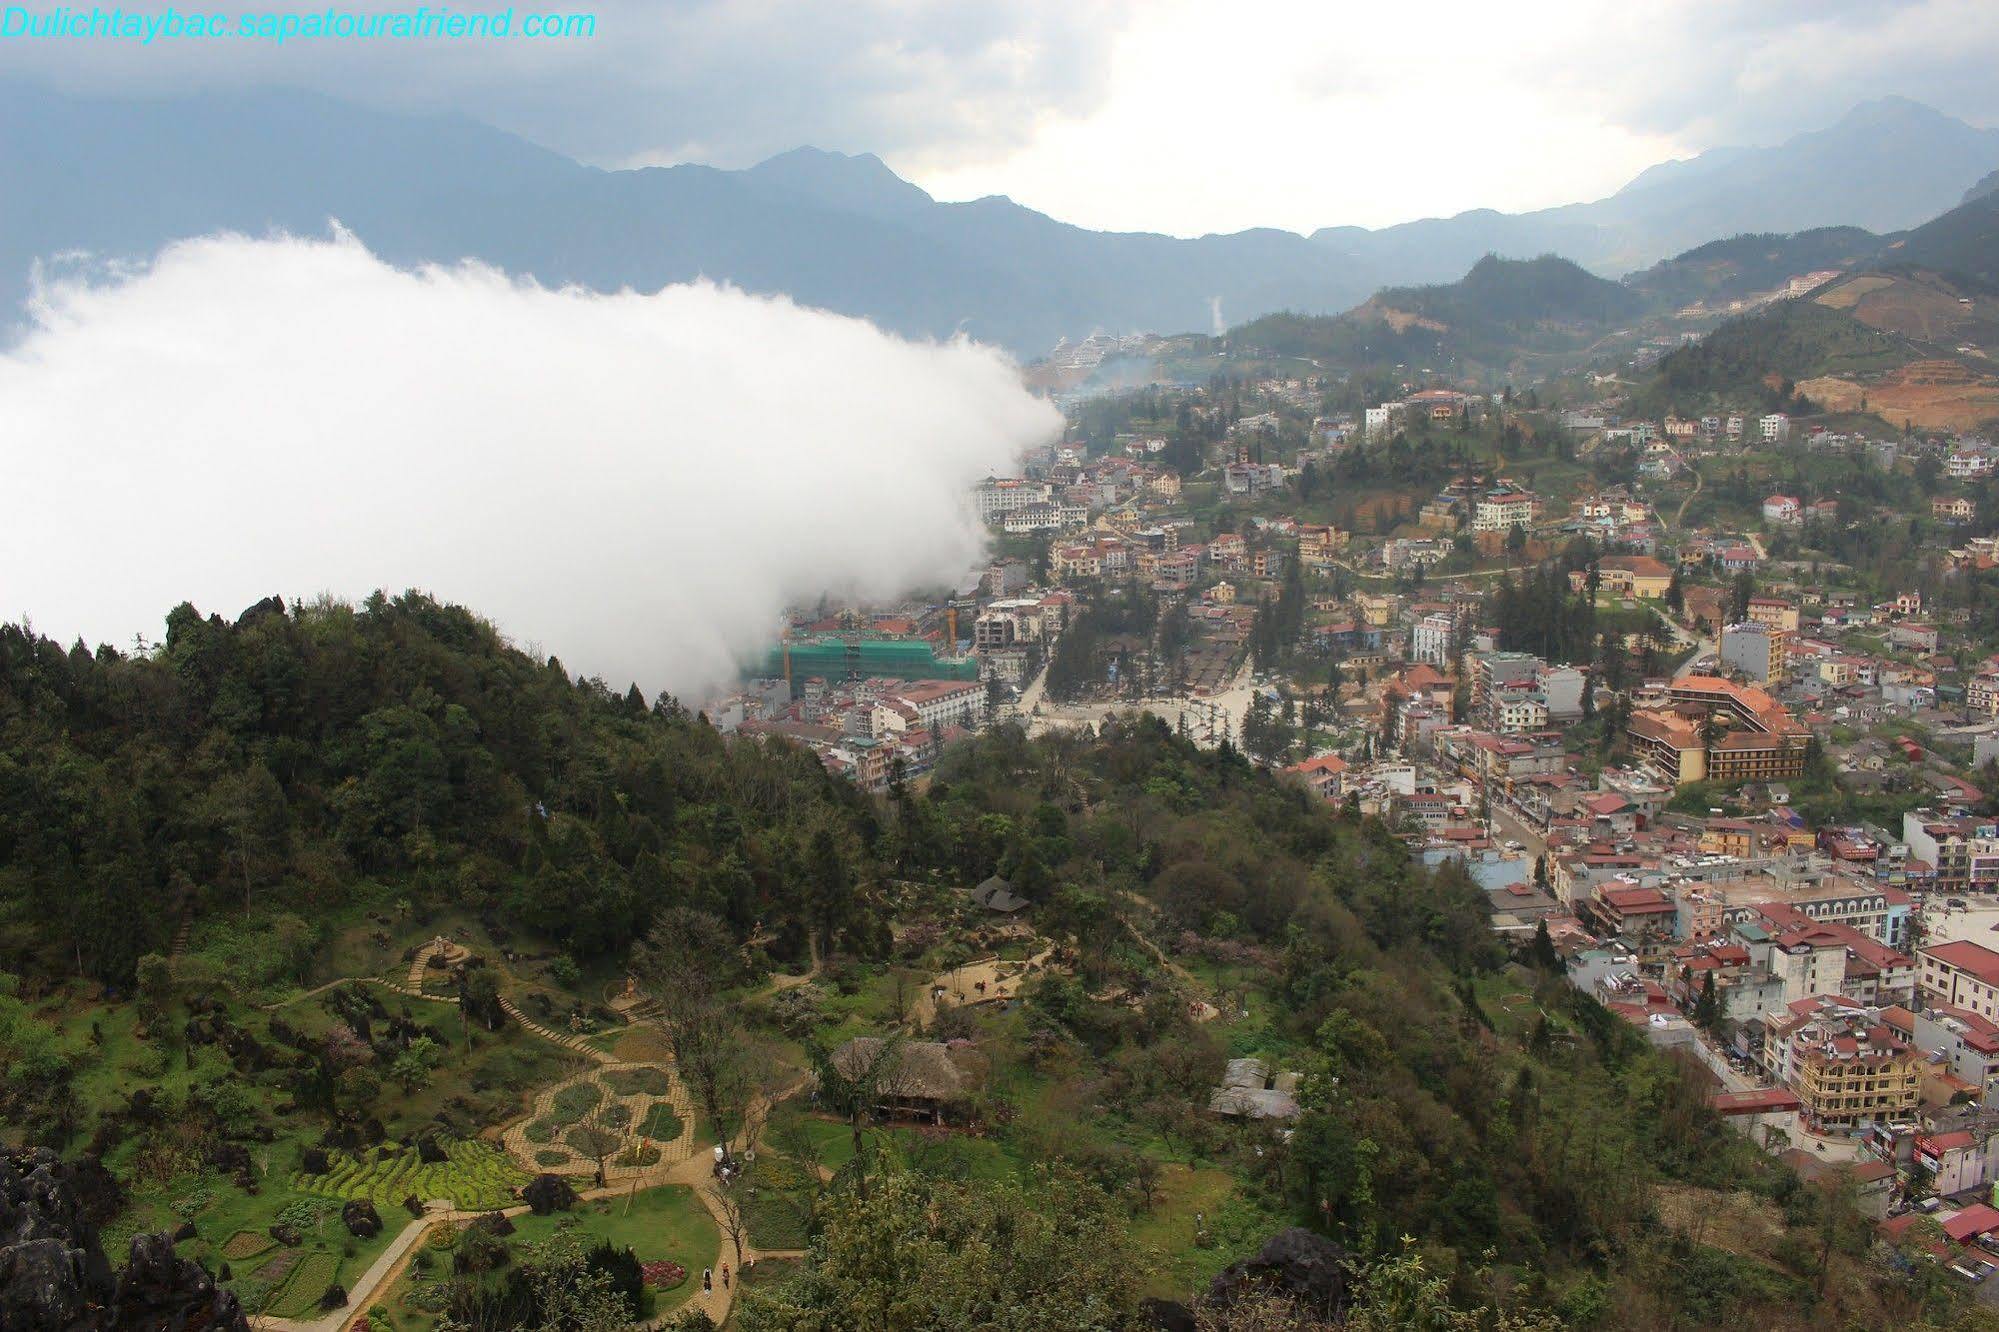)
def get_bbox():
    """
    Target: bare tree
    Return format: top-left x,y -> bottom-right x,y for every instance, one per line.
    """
570,1111 -> 622,1189
632,908 -> 758,1164
705,1180 -> 749,1268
